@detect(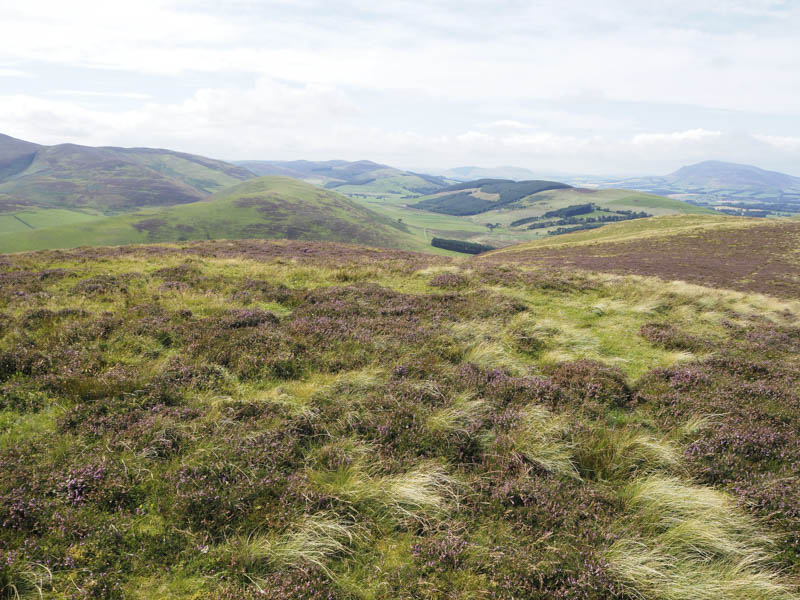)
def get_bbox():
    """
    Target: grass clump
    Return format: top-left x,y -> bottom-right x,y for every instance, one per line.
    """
308,460 -> 457,524
426,395 -> 487,436
226,514 -> 355,577
0,557 -> 51,600
574,425 -> 680,482
607,476 -> 797,600
509,405 -> 579,479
